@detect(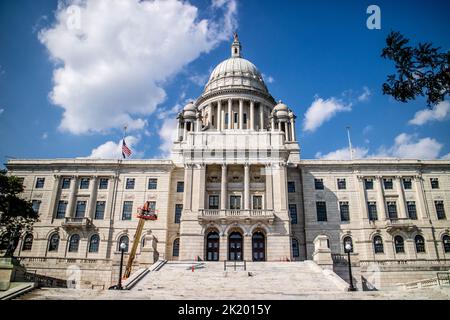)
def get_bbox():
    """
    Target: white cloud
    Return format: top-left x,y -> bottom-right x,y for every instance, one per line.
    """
88,135 -> 141,159
315,133 -> 443,160
375,133 -> 443,159
262,73 -> 274,84
441,153 -> 450,160
315,147 -> 369,160
39,0 -> 237,135
0,108 -> 4,115
357,86 -> 371,102
189,73 -> 209,87
408,100 -> 450,125
362,125 -> 373,135
303,97 -> 352,132
42,132 -> 48,140
158,118 -> 178,157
